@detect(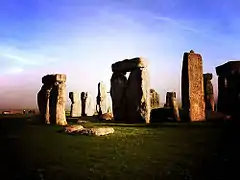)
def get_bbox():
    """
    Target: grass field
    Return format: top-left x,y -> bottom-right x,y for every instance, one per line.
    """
1,115 -> 239,180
